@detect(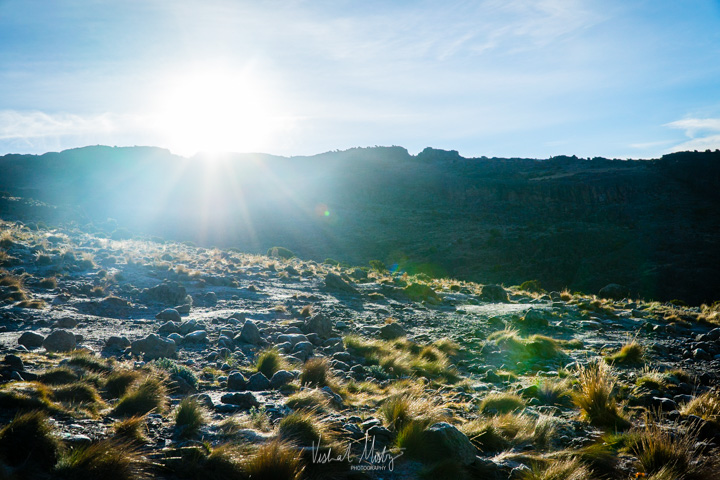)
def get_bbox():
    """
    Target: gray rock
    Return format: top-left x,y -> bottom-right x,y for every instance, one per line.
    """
694,348 -> 712,360
105,336 -> 130,350
54,317 -> 78,329
239,320 -> 262,344
217,335 -> 235,350
168,333 -> 183,344
598,283 -> 629,301
246,372 -> 271,391
4,354 -> 24,371
324,272 -> 359,294
43,329 -> 76,352
479,285 -> 509,303
424,422 -> 477,465
650,397 -> 678,412
131,333 -> 176,360
227,372 -> 247,391
141,282 -> 187,306
292,341 -> 314,357
155,308 -> 182,322
366,425 -> 393,443
277,333 -> 309,347
18,331 -> 44,349
158,321 -> 181,334
183,330 -> 208,344
303,313 -> 333,339
175,303 -> 191,314
190,393 -> 213,409
379,323 -> 406,340
179,320 -> 203,335
269,370 -> 295,389
220,391 -> 260,409
517,308 -> 549,328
